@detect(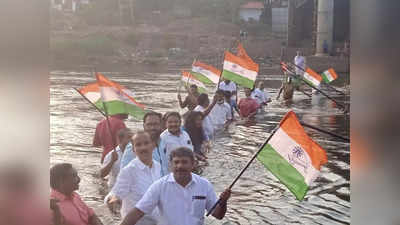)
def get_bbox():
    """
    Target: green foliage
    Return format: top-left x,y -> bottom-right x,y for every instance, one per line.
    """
51,35 -> 115,59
